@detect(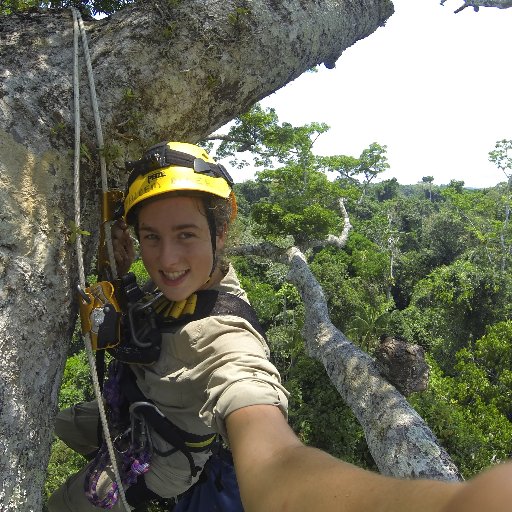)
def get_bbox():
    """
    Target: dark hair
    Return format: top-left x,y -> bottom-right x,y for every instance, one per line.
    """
204,194 -> 232,274
203,194 -> 233,236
